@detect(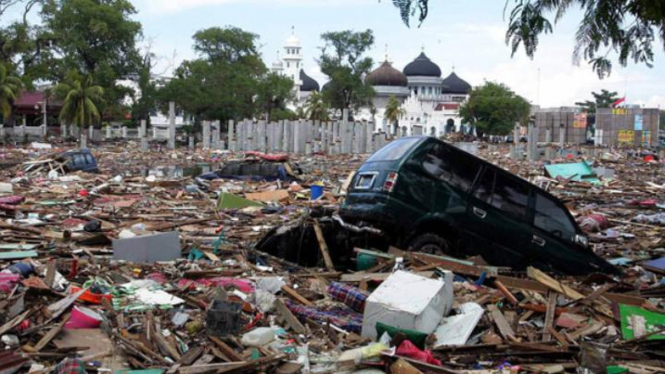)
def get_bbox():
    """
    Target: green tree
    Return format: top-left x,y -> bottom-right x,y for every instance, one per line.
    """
41,0 -> 142,118
161,26 -> 266,128
391,0 -> 665,78
55,71 -> 104,143
575,89 -> 620,114
304,91 -> 329,121
0,63 -> 22,120
319,29 -> 375,116
255,72 -> 294,122
130,49 -> 158,126
384,95 -> 405,133
459,82 -> 530,138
